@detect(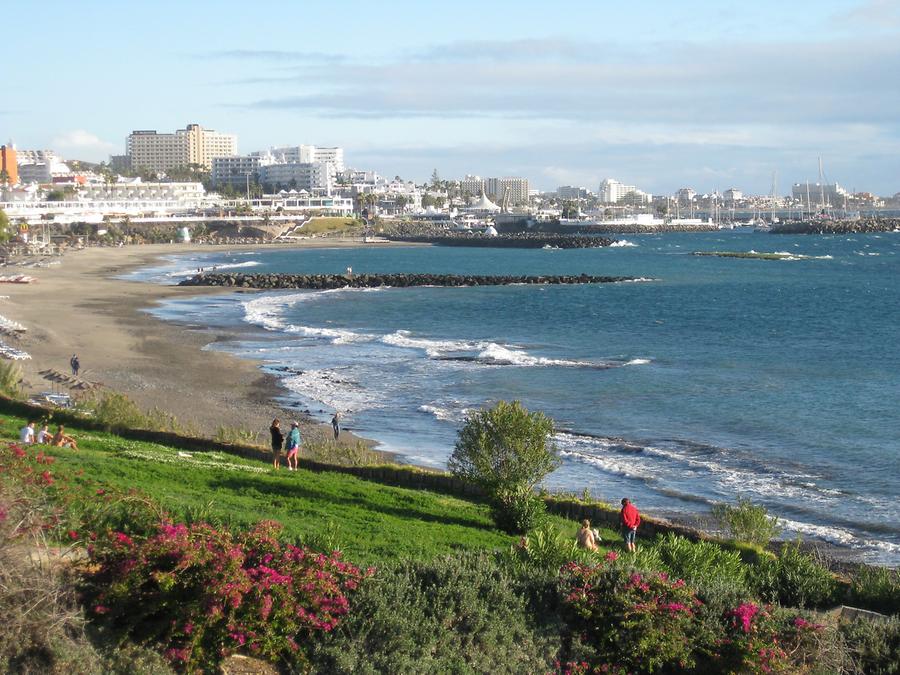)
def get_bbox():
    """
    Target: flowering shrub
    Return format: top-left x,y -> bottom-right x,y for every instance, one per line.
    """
561,560 -> 702,672
712,602 -> 826,674
87,519 -> 371,672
